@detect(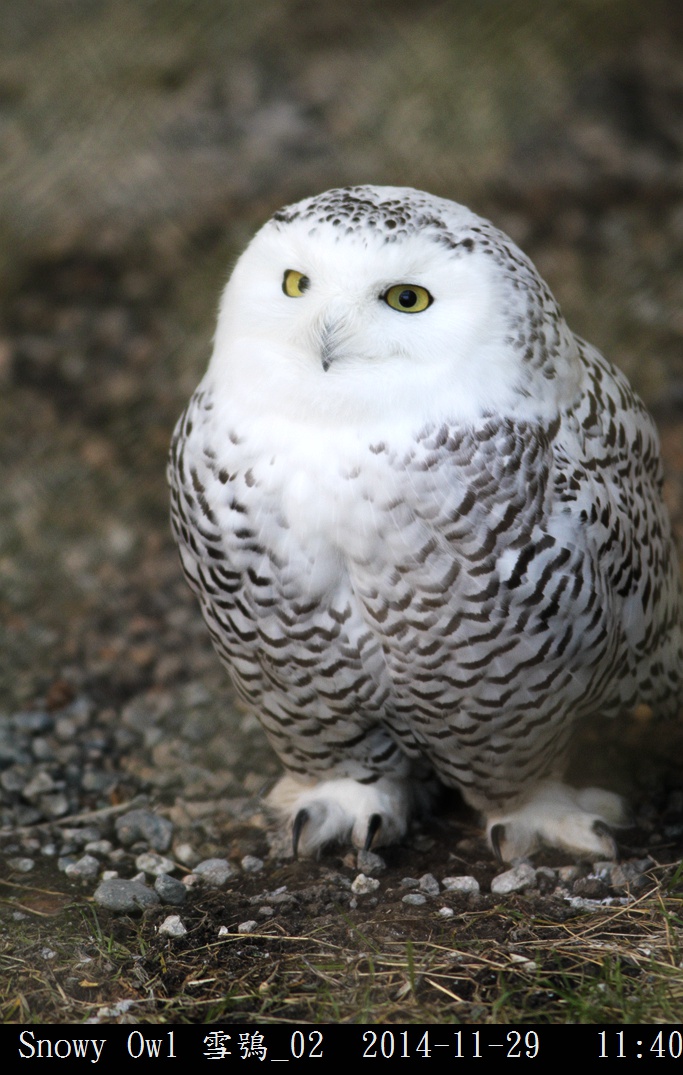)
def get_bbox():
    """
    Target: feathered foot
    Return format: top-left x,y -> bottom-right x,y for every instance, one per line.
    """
485,782 -> 627,862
